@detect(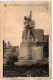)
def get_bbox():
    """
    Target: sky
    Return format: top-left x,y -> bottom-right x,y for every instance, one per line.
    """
2,1 -> 51,46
